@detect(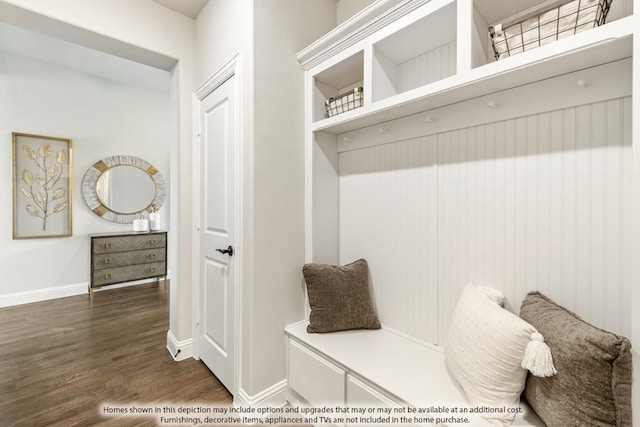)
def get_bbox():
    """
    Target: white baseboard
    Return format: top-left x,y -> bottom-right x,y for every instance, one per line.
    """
235,380 -> 288,408
166,330 -> 193,361
92,277 -> 165,293
0,282 -> 88,308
